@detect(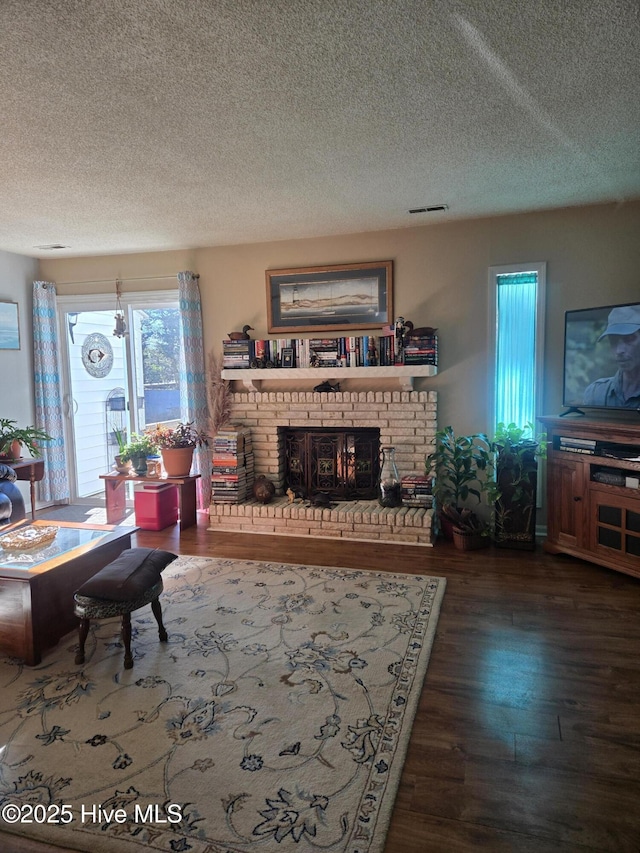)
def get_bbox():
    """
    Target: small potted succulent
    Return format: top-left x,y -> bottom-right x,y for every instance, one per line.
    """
146,421 -> 208,477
